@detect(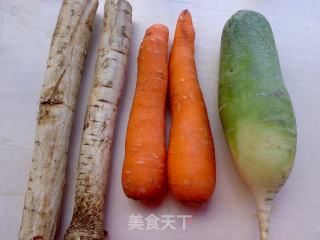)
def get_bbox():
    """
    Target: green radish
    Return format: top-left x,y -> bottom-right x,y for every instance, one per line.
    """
218,10 -> 297,240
